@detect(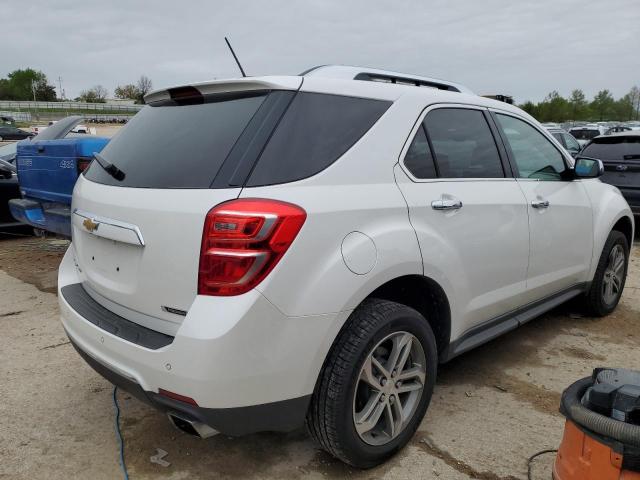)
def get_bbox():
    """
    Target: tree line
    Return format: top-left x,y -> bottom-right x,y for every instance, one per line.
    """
2,68 -> 639,122
519,87 -> 640,123
0,68 -> 153,104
